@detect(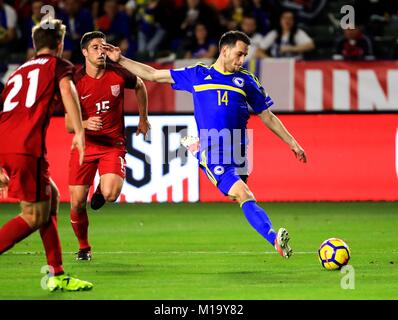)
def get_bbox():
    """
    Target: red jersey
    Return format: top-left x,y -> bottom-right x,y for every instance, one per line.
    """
74,63 -> 137,147
0,54 -> 74,157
